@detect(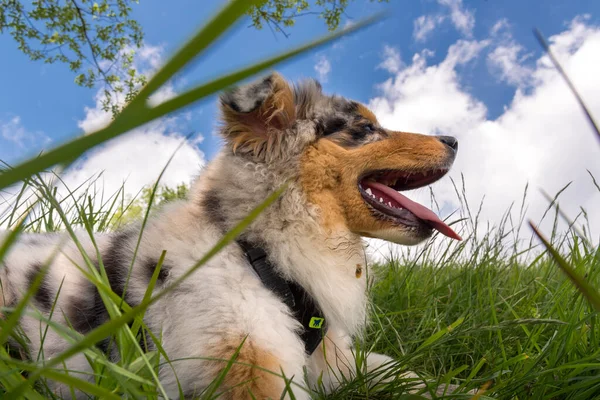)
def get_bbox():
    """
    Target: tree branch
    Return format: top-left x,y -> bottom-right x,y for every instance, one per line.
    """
68,0 -> 114,90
